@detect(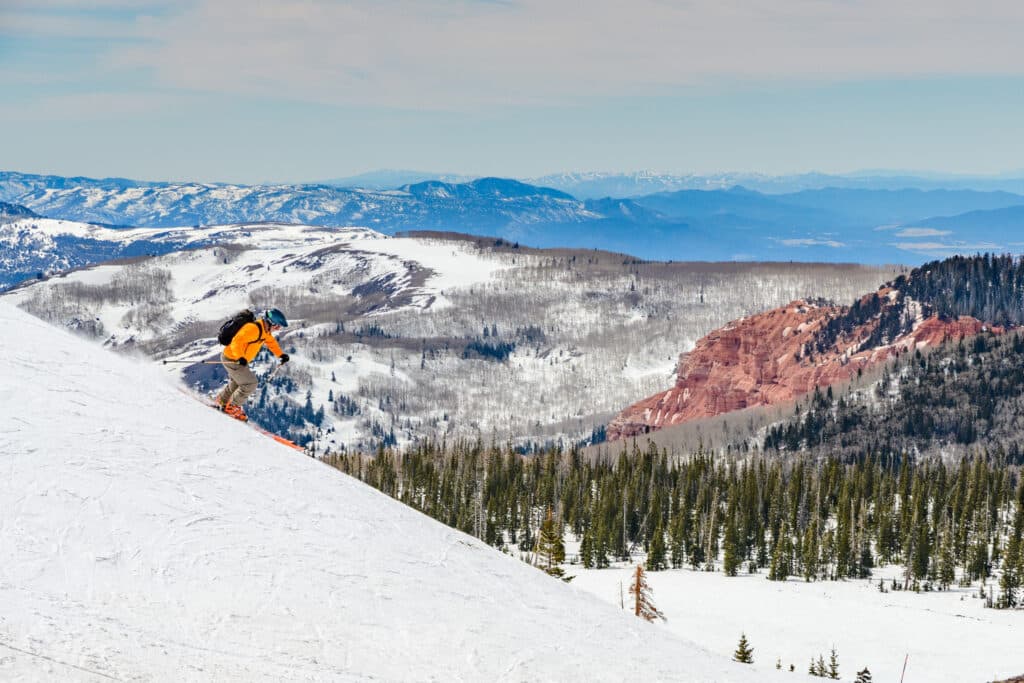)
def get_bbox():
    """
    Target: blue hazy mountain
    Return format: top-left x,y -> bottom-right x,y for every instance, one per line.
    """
773,188 -> 1024,226
636,187 -> 1024,228
529,171 -> 1024,198
630,186 -> 1024,261
4,170 -> 1024,266
909,205 -> 1024,239
318,169 -> 477,189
